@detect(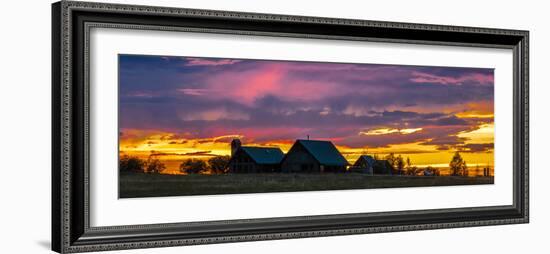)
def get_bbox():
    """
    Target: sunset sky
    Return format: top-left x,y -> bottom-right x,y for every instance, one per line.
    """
119,54 -> 494,174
